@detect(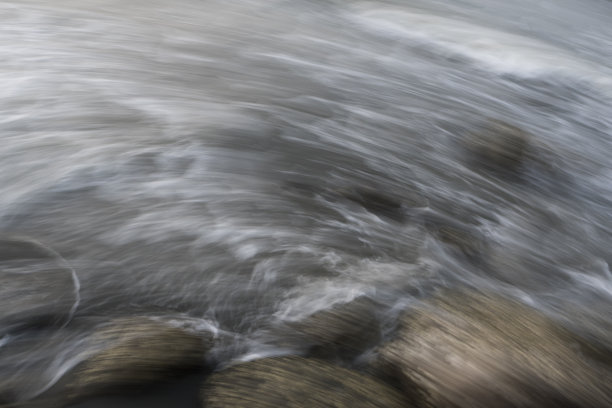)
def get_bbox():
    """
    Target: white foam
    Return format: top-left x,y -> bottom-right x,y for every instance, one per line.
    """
274,280 -> 366,322
353,7 -> 612,88
149,315 -> 222,337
